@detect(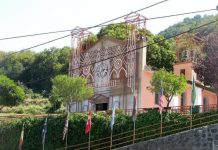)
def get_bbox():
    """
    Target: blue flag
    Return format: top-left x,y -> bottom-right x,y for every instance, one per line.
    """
191,76 -> 196,107
110,102 -> 116,131
42,118 -> 47,145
